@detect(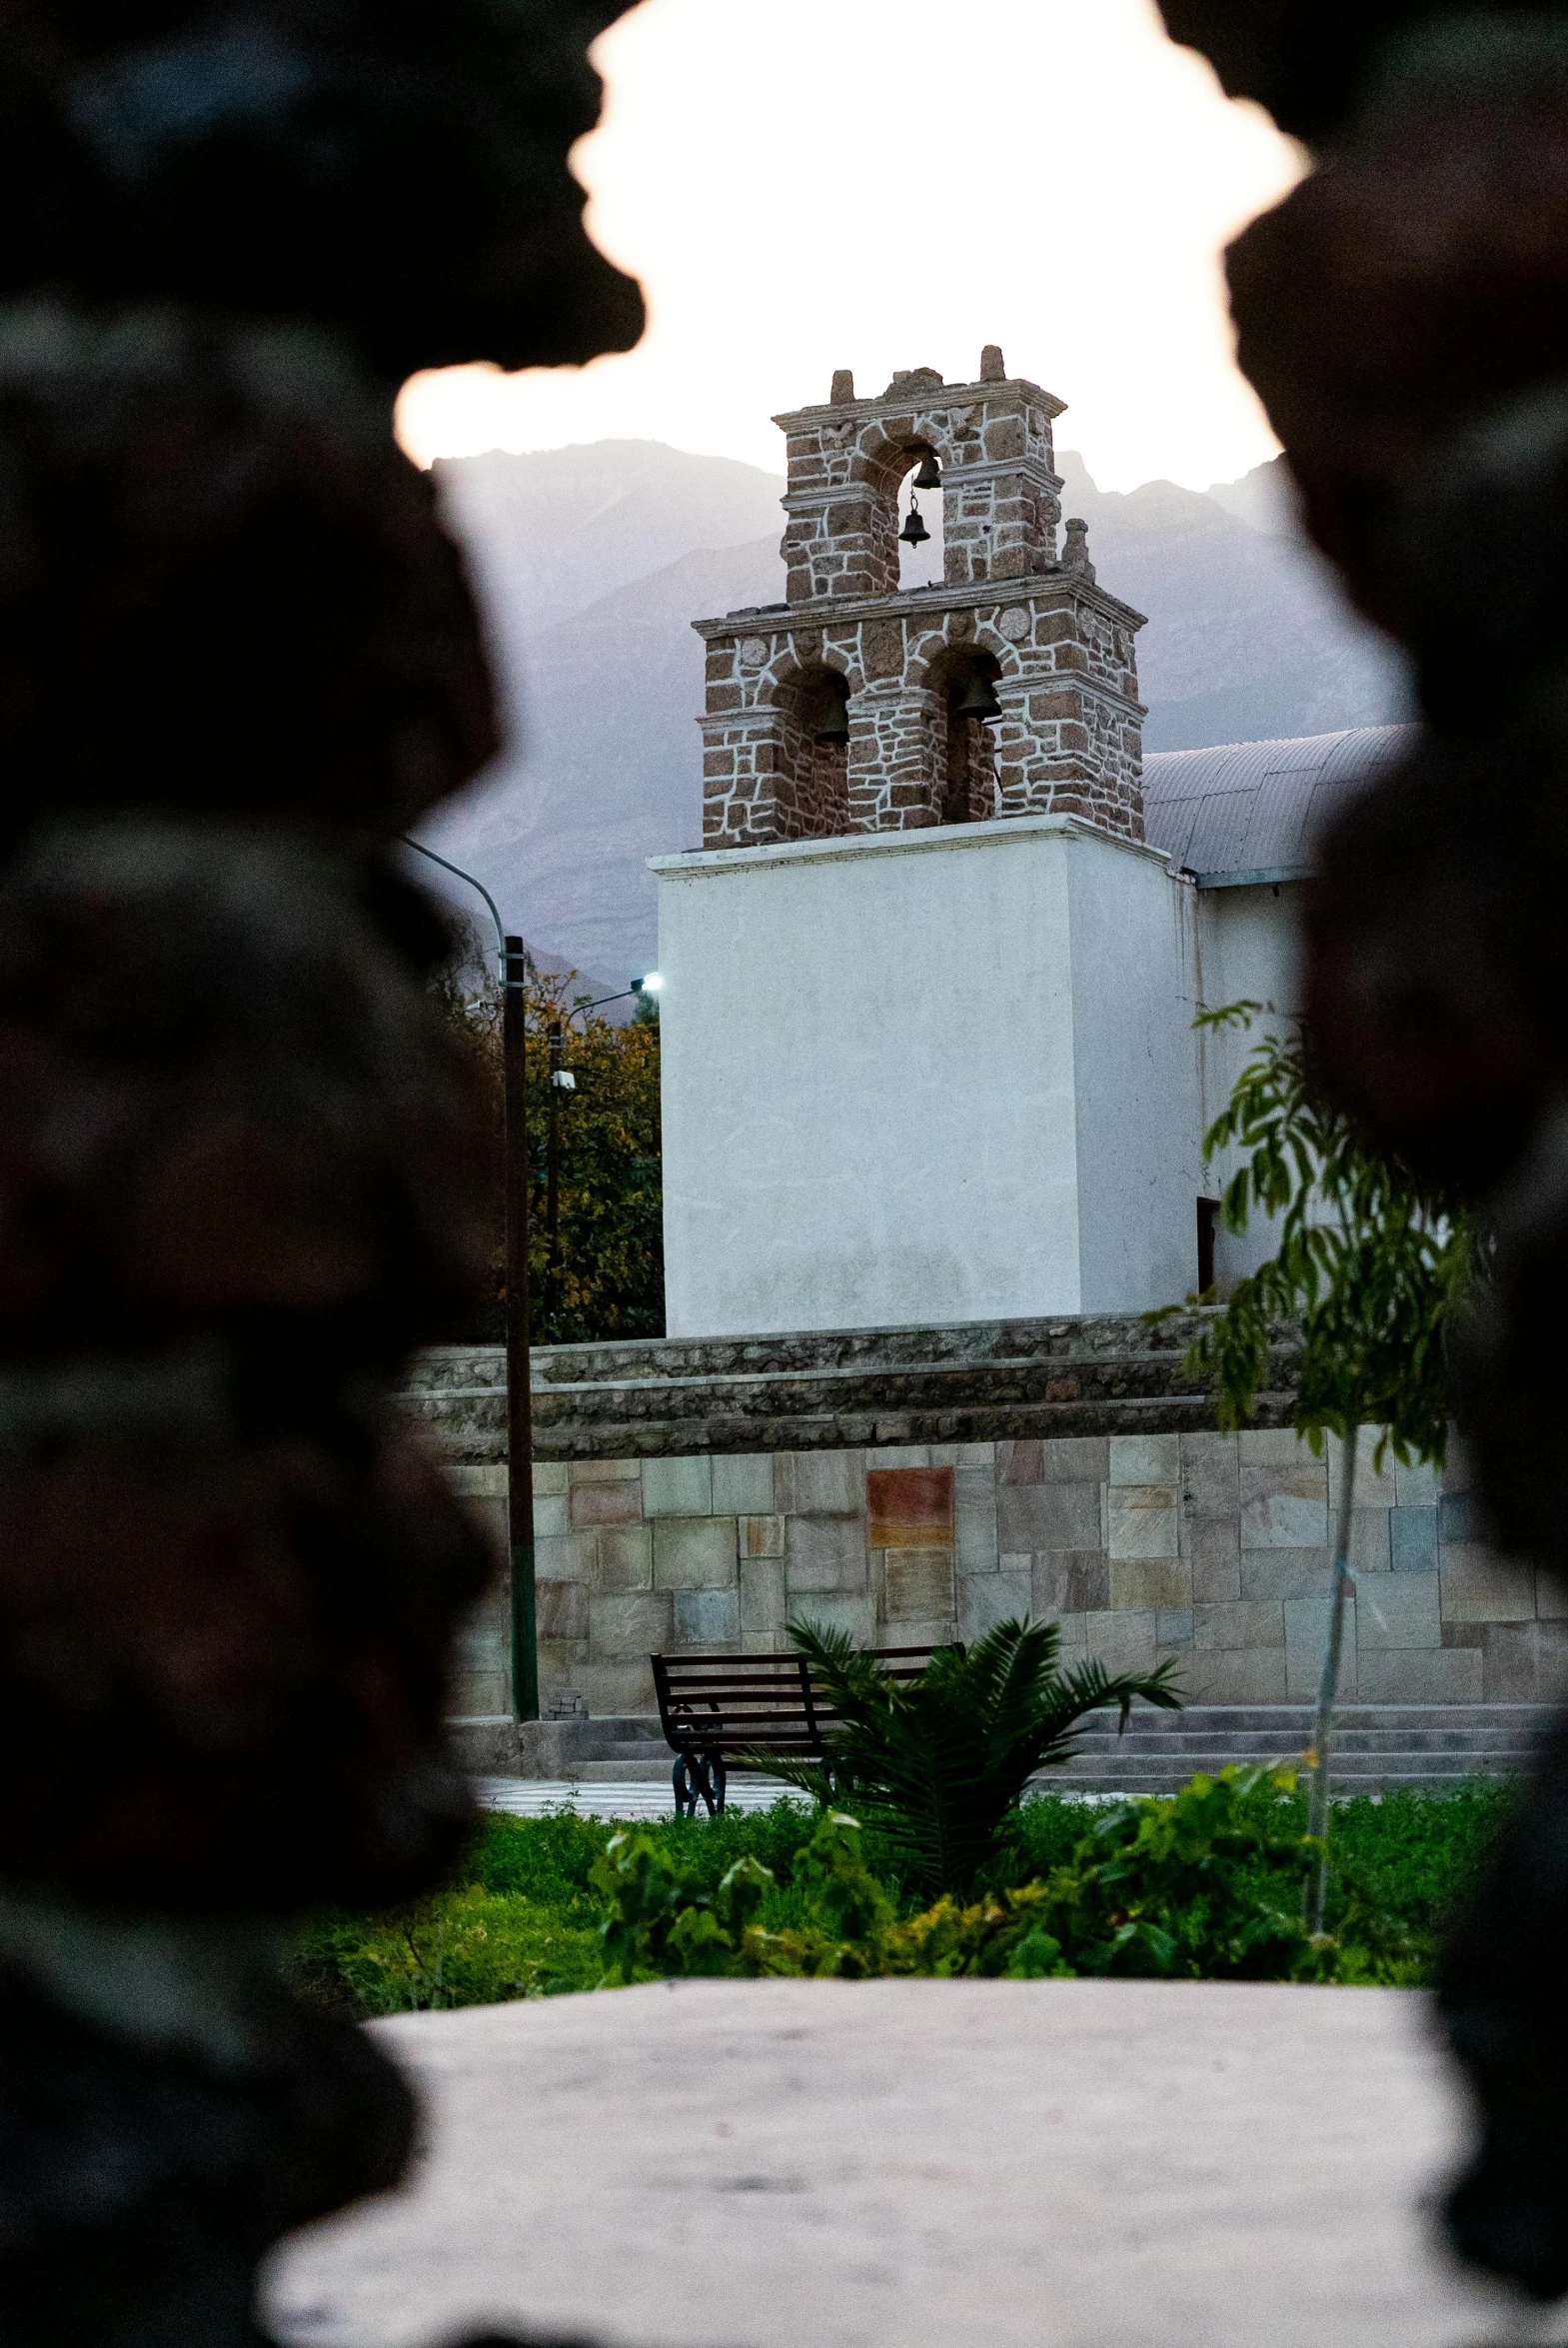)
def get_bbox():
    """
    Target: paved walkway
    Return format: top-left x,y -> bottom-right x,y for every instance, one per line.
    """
266,1978 -> 1527,2348
475,1777 -> 811,1821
